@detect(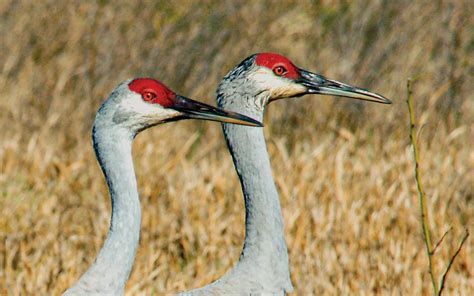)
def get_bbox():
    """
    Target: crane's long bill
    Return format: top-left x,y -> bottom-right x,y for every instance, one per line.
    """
298,69 -> 392,104
171,95 -> 263,127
